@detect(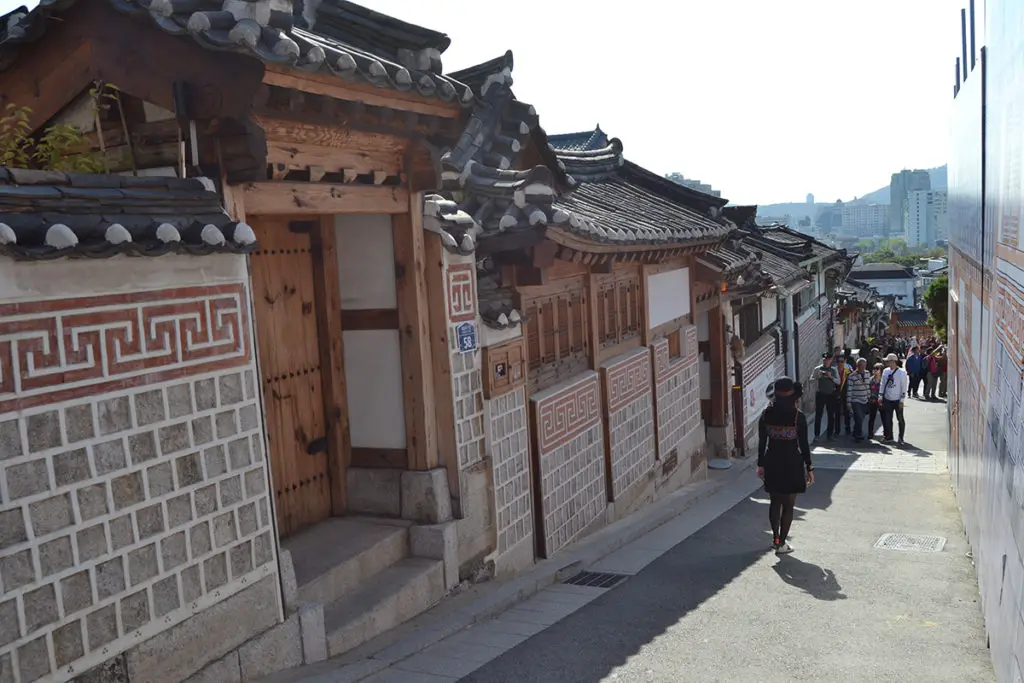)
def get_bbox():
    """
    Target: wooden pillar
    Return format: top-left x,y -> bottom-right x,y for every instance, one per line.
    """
310,216 -> 351,512
424,231 -> 461,511
393,194 -> 439,471
708,303 -> 729,427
